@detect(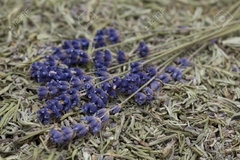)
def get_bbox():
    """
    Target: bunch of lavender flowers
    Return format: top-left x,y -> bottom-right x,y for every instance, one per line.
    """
30,27 -> 190,144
